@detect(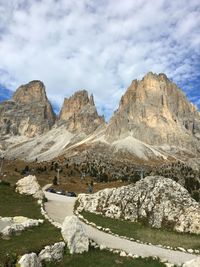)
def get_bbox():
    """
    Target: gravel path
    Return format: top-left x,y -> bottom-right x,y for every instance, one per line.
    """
44,191 -> 198,265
